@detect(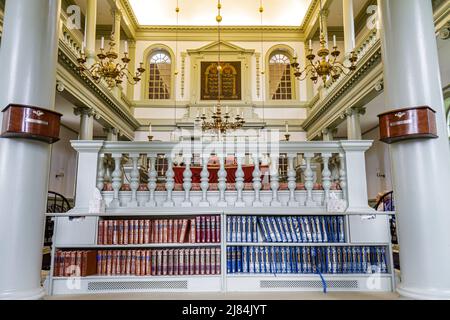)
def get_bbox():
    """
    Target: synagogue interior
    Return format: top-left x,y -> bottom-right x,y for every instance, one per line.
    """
0,0 -> 449,301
